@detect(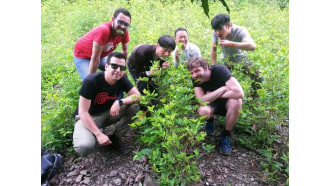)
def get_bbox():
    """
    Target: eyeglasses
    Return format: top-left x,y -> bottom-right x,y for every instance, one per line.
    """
110,63 -> 126,71
116,19 -> 131,28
